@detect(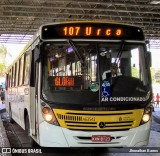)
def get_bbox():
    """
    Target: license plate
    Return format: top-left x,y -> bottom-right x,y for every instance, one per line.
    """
92,135 -> 111,142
